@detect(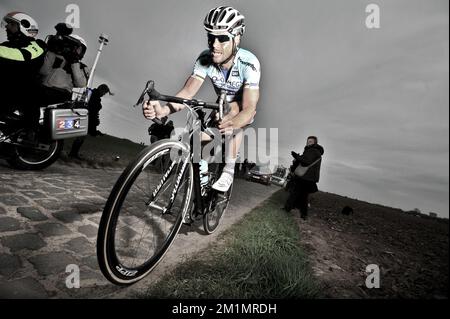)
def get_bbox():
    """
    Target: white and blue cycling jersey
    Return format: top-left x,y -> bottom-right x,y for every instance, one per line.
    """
191,48 -> 261,103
